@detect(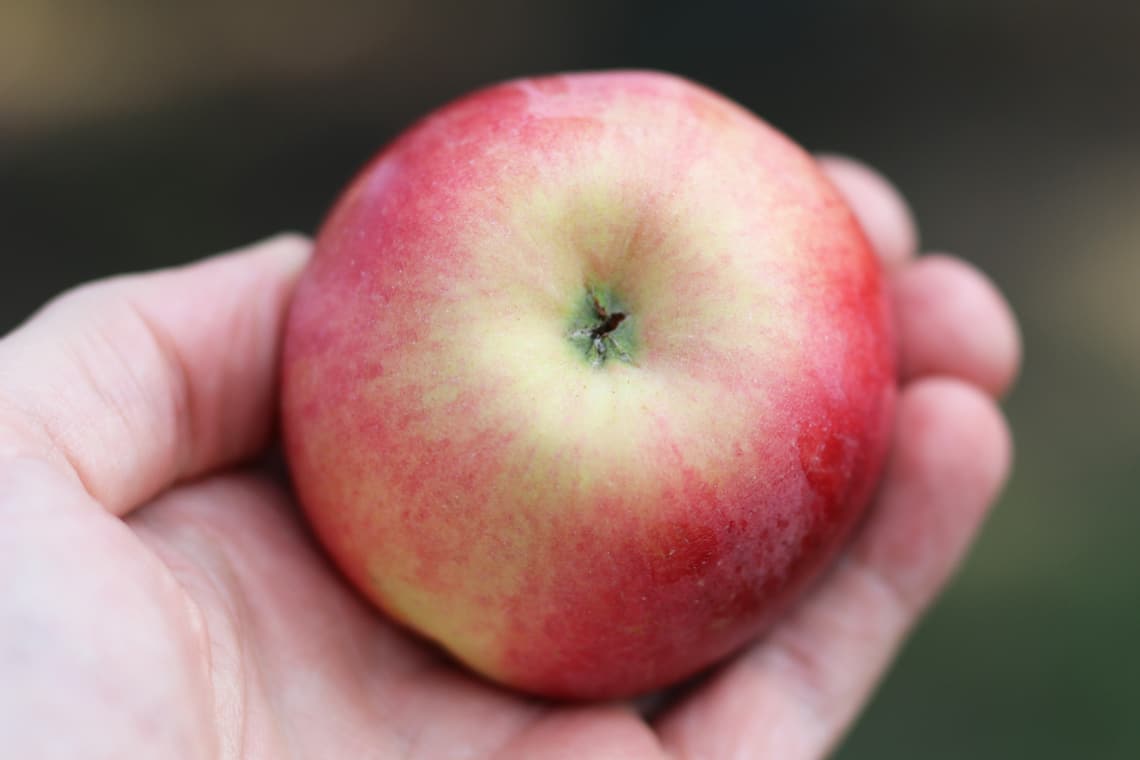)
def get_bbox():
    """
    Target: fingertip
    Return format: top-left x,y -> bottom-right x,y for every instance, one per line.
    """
893,255 -> 1022,398
861,377 -> 1013,606
817,154 -> 918,267
210,232 -> 312,281
896,378 -> 1013,496
247,231 -> 312,260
